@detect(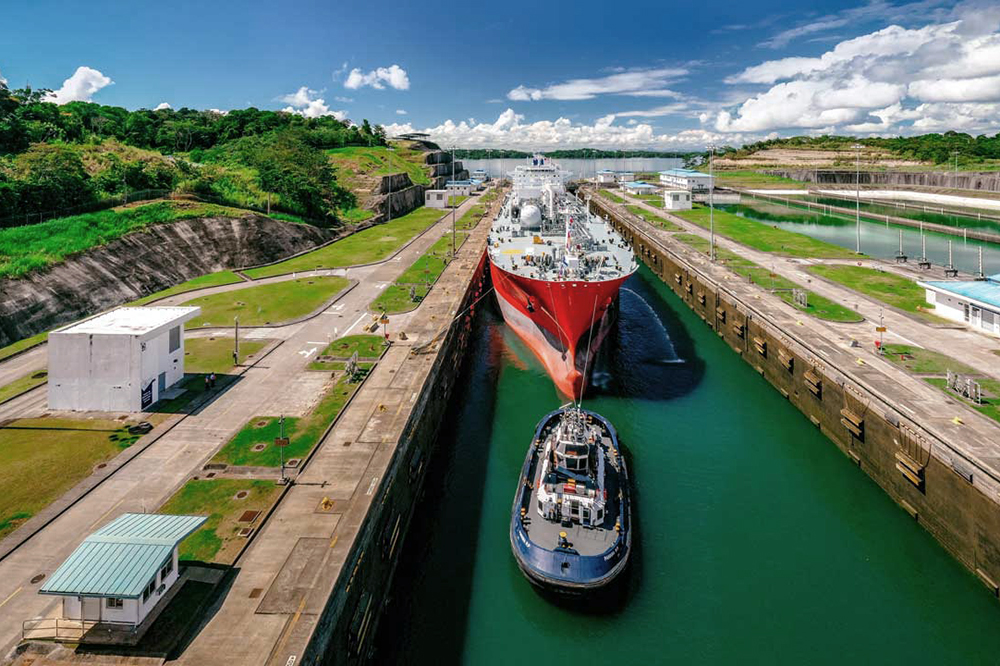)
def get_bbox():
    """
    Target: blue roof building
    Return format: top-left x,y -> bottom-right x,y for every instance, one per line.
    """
658,167 -> 714,191
918,274 -> 1000,337
37,513 -> 206,640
